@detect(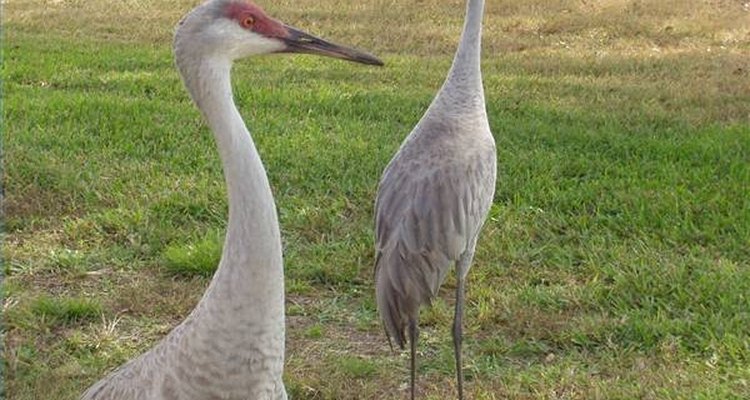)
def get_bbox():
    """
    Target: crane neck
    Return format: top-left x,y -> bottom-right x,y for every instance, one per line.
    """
456,0 -> 484,68
432,0 -> 485,112
176,55 -> 285,315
